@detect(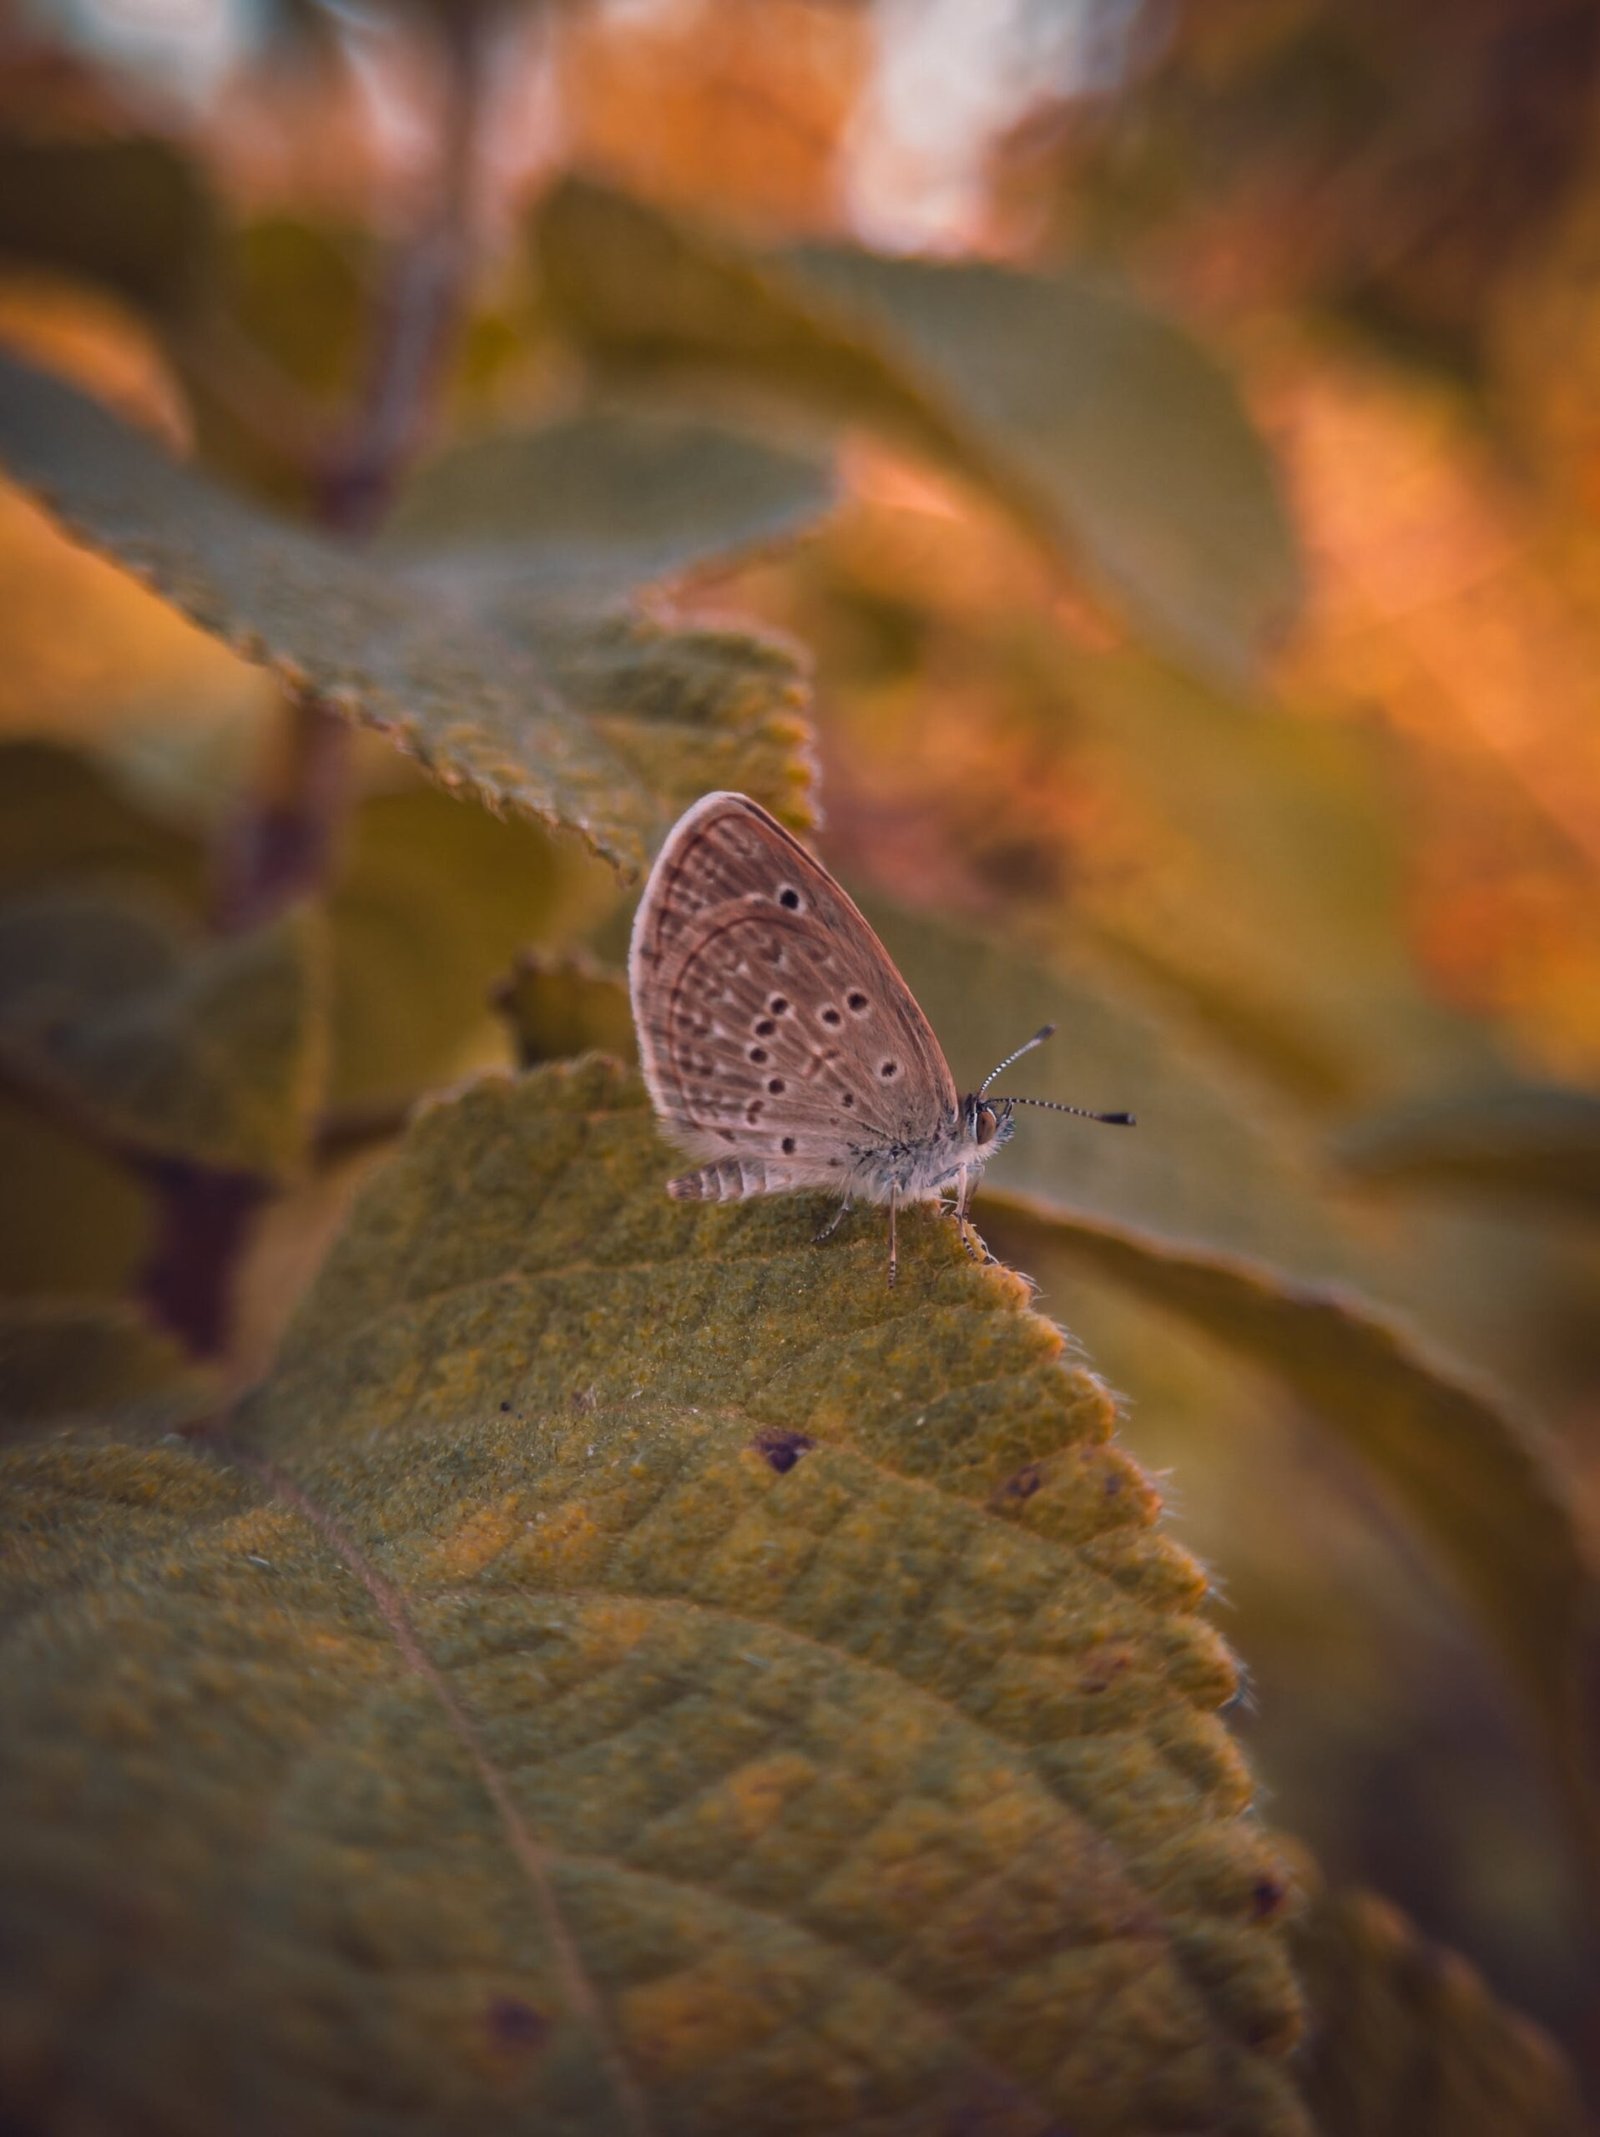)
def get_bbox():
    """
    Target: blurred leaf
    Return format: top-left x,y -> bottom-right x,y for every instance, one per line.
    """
695,850 -> 1583,1396
0,474 -> 273,763
1295,1885 -> 1589,2137
0,1092 -> 150,1298
492,948 -> 636,1068
848,903 -> 1592,1493
981,1186 -> 1600,1851
752,509 -> 1483,1112
325,784 -> 616,1109
229,1144 -> 392,1387
787,244 -> 1299,685
0,889 -> 325,1178
383,409 -> 834,599
866,903 -> 1349,1277
176,214 -> 374,508
1052,649 -> 1487,1111
219,215 -> 370,403
0,137 -> 216,320
0,1059 -> 1309,2136
0,738 -> 204,908
1340,1083 -> 1600,1218
0,1298 -> 214,1438
533,173 -> 1300,681
0,352 -> 814,877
